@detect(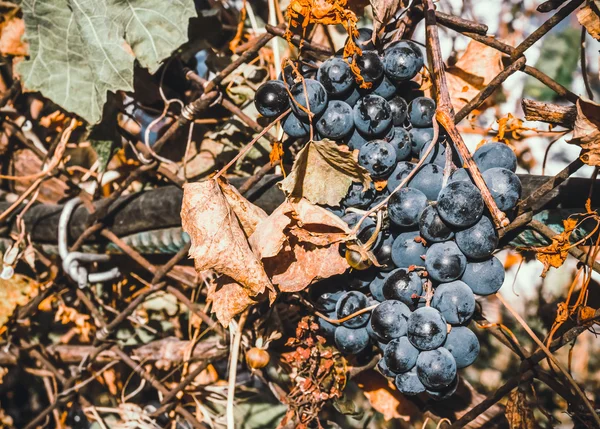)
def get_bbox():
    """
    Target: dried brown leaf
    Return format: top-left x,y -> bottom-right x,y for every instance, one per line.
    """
534,218 -> 578,278
568,98 -> 600,166
207,277 -> 257,327
578,3 -> 600,40
354,372 -> 419,422
278,139 -> 371,207
250,199 -> 350,293
0,16 -> 28,57
446,40 -> 504,112
370,0 -> 406,40
506,390 -> 537,429
181,178 -> 272,296
0,274 -> 39,328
